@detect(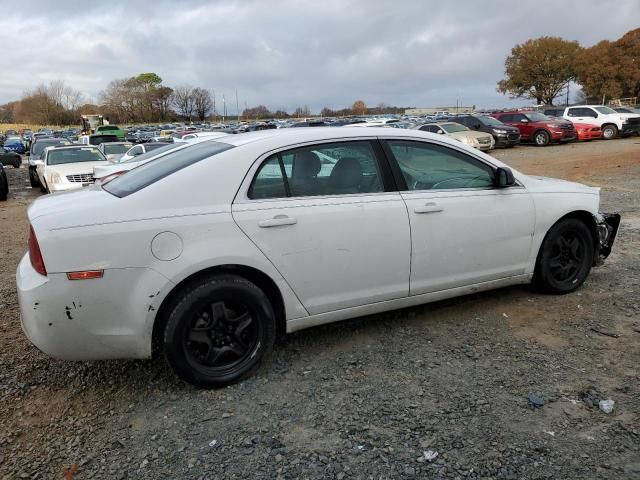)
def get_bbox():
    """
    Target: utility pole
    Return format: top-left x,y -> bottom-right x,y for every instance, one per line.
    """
222,94 -> 226,123
235,89 -> 240,122
212,89 -> 216,123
